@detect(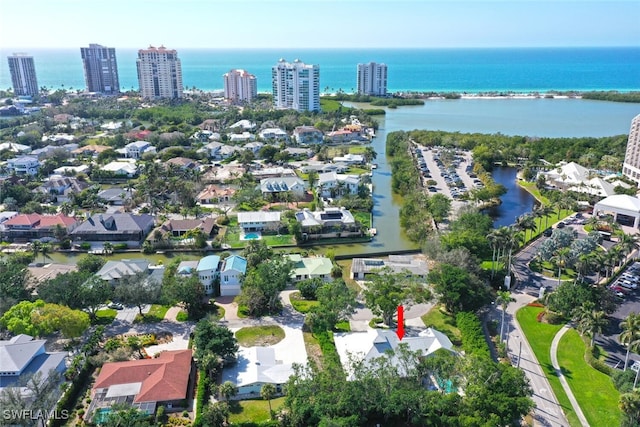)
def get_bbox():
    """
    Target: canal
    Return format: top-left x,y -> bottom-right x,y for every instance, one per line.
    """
47,98 -> 637,263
